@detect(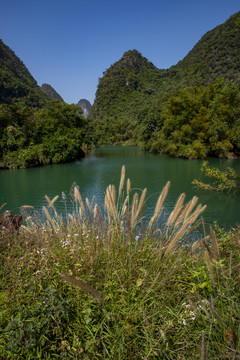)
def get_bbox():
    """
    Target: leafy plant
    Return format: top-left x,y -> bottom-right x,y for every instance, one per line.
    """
192,161 -> 240,191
